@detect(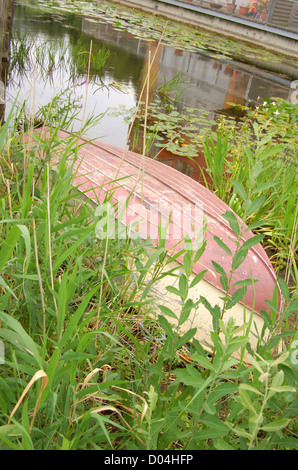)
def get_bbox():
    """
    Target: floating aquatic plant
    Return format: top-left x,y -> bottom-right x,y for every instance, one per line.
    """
25,0 -> 297,70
